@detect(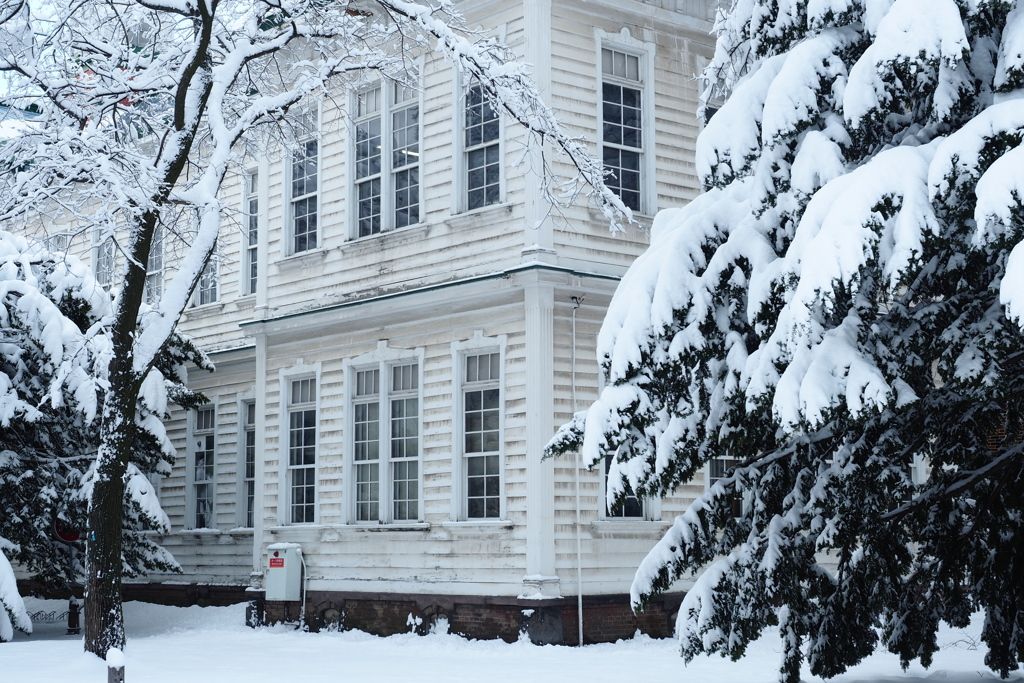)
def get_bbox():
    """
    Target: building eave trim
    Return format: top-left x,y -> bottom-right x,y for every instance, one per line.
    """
238,262 -> 621,330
